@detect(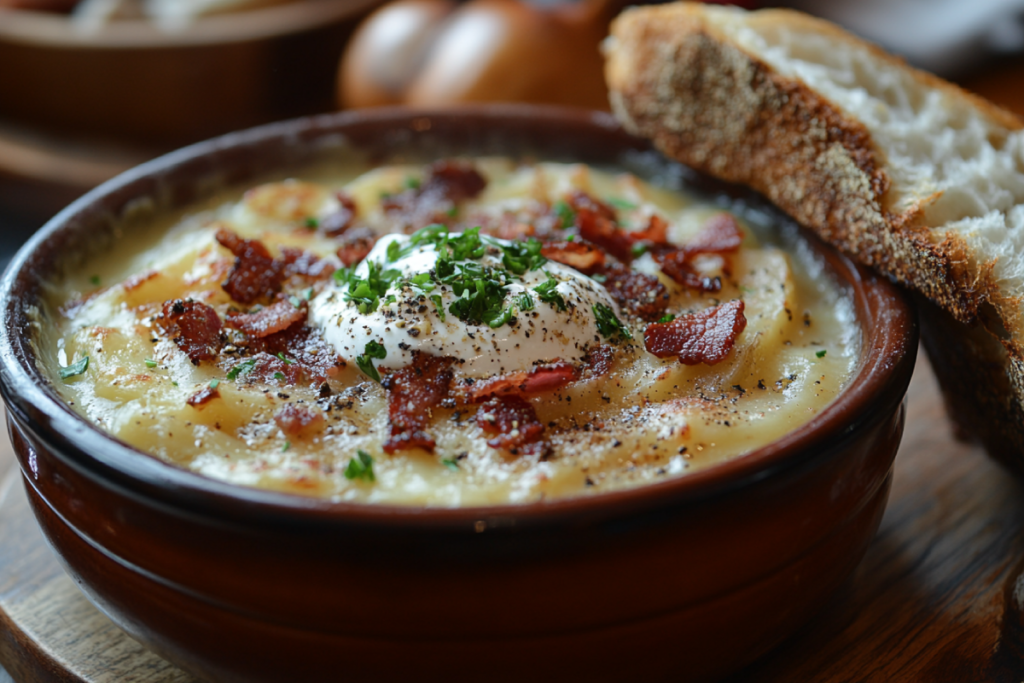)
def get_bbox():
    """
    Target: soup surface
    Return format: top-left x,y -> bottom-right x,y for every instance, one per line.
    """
45,157 -> 859,505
